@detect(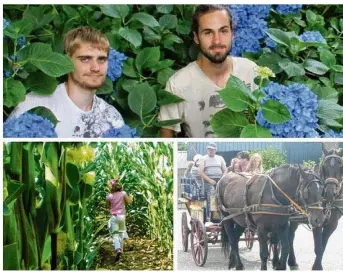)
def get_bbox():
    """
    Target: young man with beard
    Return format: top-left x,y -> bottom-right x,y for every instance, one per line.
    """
11,26 -> 124,137
159,5 -> 258,138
